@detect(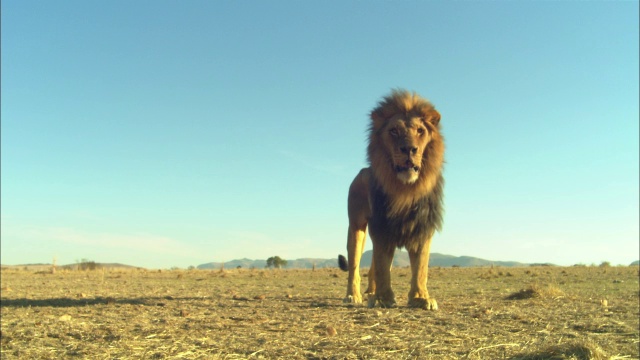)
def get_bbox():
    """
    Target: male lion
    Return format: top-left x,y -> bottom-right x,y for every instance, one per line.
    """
339,89 -> 444,310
